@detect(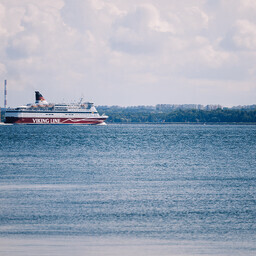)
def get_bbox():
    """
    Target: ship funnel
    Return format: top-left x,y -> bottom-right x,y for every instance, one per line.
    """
35,91 -> 48,105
